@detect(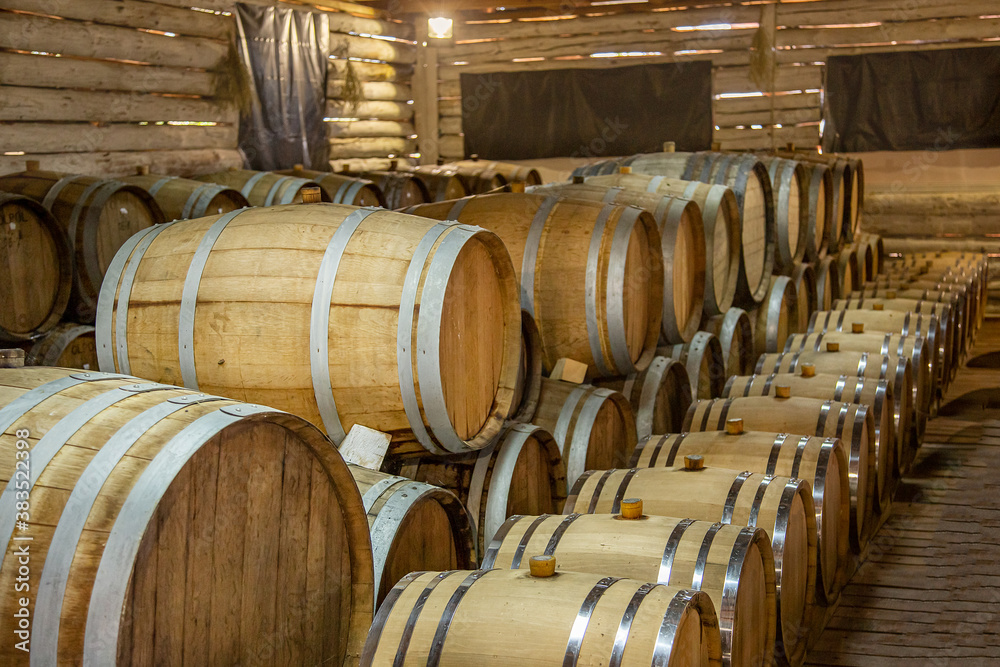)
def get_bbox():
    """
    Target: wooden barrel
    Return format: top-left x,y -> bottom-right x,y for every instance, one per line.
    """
661,331 -> 725,400
528,181 -> 706,343
631,428 -> 849,604
853,241 -> 874,284
791,263 -> 818,333
837,247 -> 859,296
362,569 -> 723,667
844,157 -> 864,242
594,355 -> 693,439
835,296 -> 956,385
857,285 -> 968,361
403,423 -> 567,556
404,193 -> 664,378
447,164 -> 508,193
24,323 -> 97,370
96,204 -> 522,458
452,160 -> 543,185
685,395 -> 875,552
584,172 -> 741,317
755,350 -> 915,473
195,169 -> 332,206
784,331 -> 933,439
0,171 -> 165,322
531,378 -> 637,488
360,171 -> 430,209
809,310 -> 943,404
276,168 -> 385,207
566,467 -> 815,666
815,256 -> 841,310
760,156 -> 808,273
703,308 -> 756,377
124,174 -> 250,220
801,163 -> 833,259
403,165 -> 471,201
723,372 -> 895,515
350,465 -> 477,604
0,192 -> 72,342
511,309 -> 543,422
0,367 -> 374,665
484,514 -> 776,667
751,276 -> 799,357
